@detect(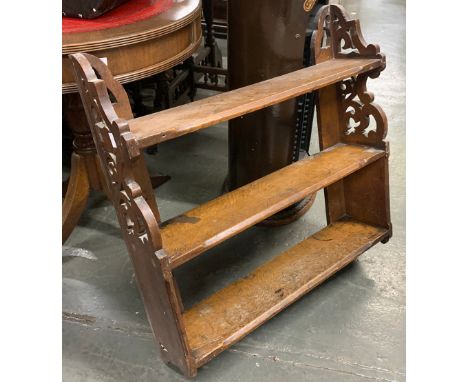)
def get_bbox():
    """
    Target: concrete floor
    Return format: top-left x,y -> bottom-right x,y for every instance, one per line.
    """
62,0 -> 405,380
